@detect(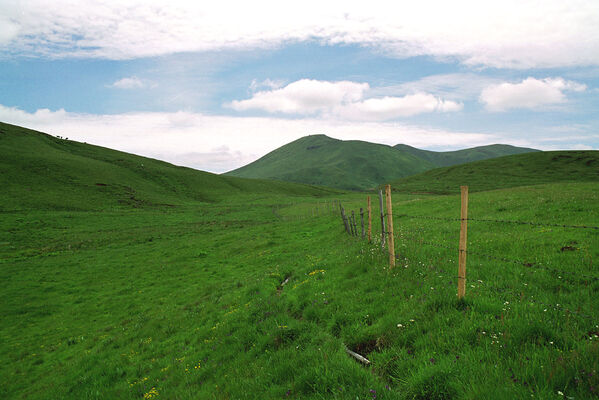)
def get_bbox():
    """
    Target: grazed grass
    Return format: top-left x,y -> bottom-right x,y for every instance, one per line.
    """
2,182 -> 598,399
